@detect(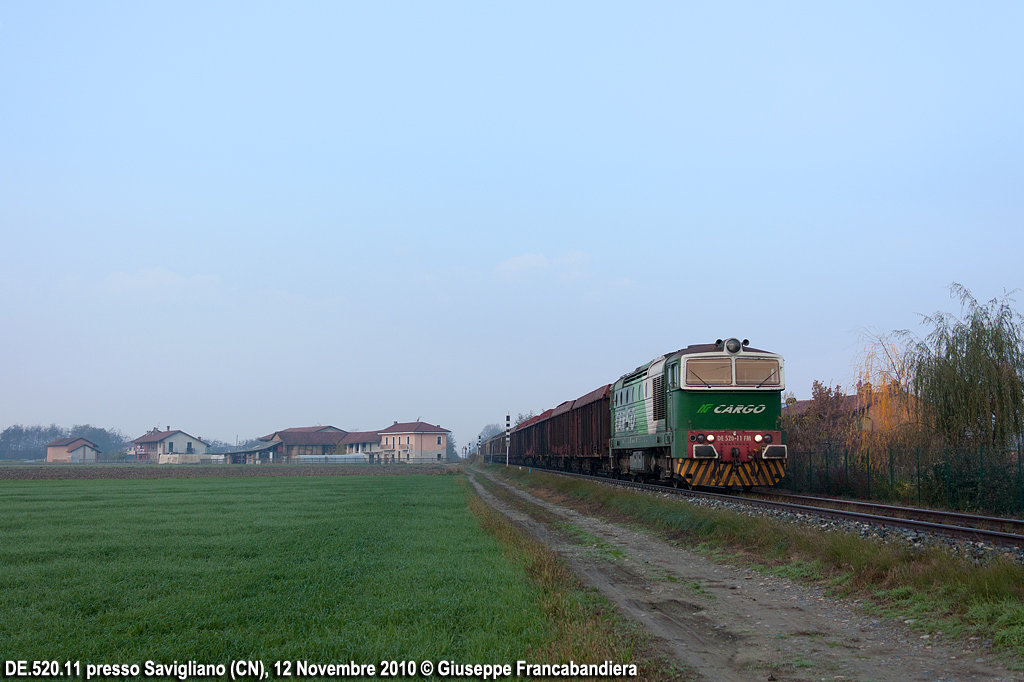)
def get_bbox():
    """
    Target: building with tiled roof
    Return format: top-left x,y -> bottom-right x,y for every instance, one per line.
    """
45,437 -> 100,463
340,431 -> 383,462
378,421 -> 450,464
129,428 -> 210,464
258,426 -> 348,460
